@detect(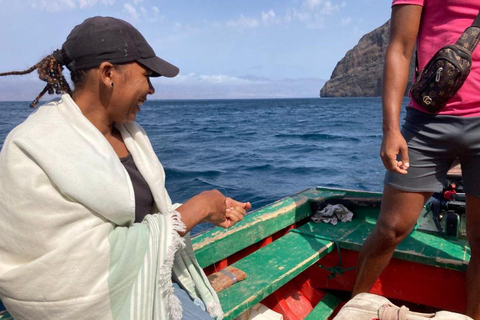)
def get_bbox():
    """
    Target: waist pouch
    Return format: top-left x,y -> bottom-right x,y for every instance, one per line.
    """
333,293 -> 473,320
410,13 -> 480,113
